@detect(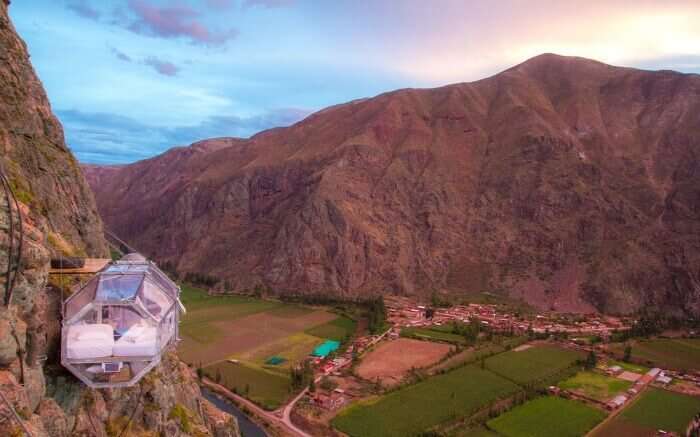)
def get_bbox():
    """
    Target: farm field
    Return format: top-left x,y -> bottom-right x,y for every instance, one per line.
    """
178,284 -> 357,409
203,361 -> 291,410
487,396 -> 605,437
485,346 -> 584,385
178,284 -> 347,365
356,338 -> 451,386
332,365 -> 520,437
450,426 -> 500,437
401,326 -> 468,344
305,315 -> 356,341
618,388 -> 700,435
558,371 -> 631,402
612,338 -> 700,371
